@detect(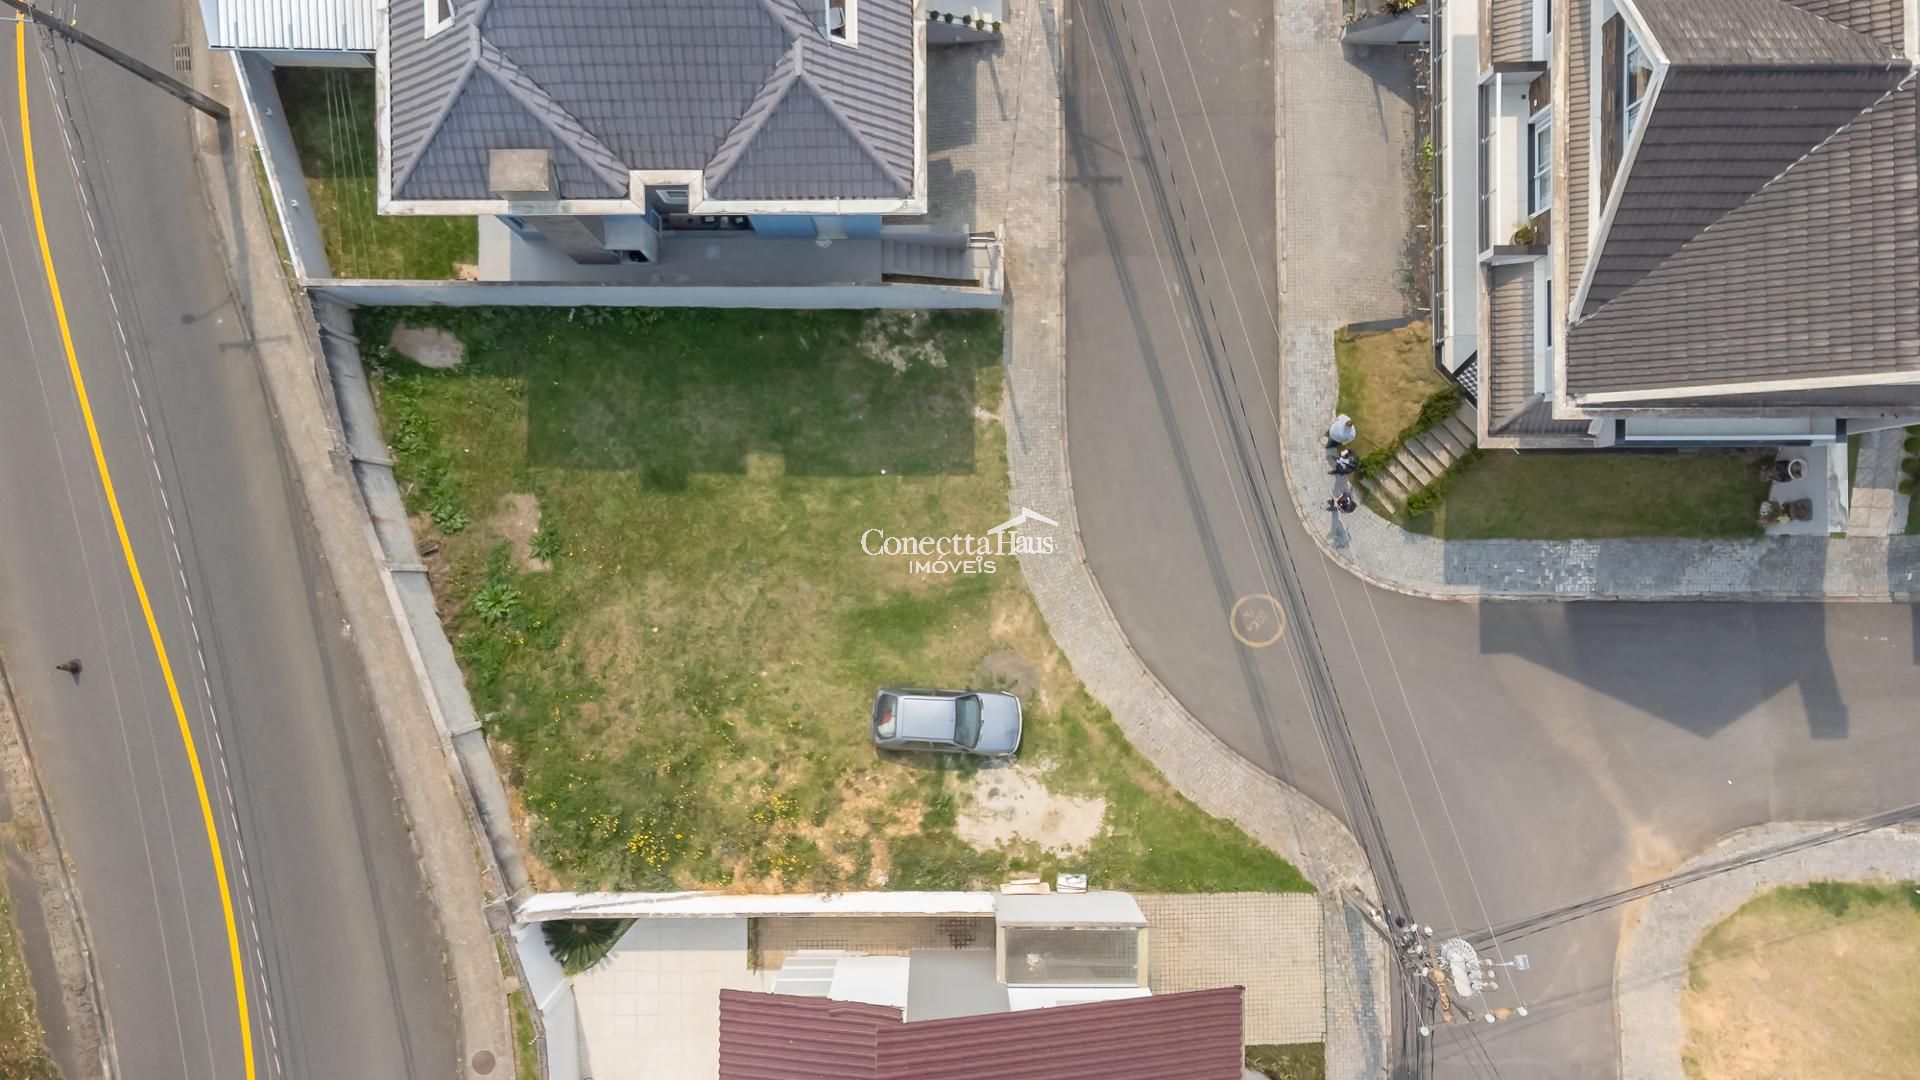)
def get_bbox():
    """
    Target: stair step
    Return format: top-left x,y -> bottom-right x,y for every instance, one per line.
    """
1387,457 -> 1427,492
1397,442 -> 1441,486
1409,432 -> 1456,472
1359,479 -> 1400,514
1452,401 -> 1478,427
1442,414 -> 1479,450
1367,470 -> 1409,511
1426,422 -> 1469,458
